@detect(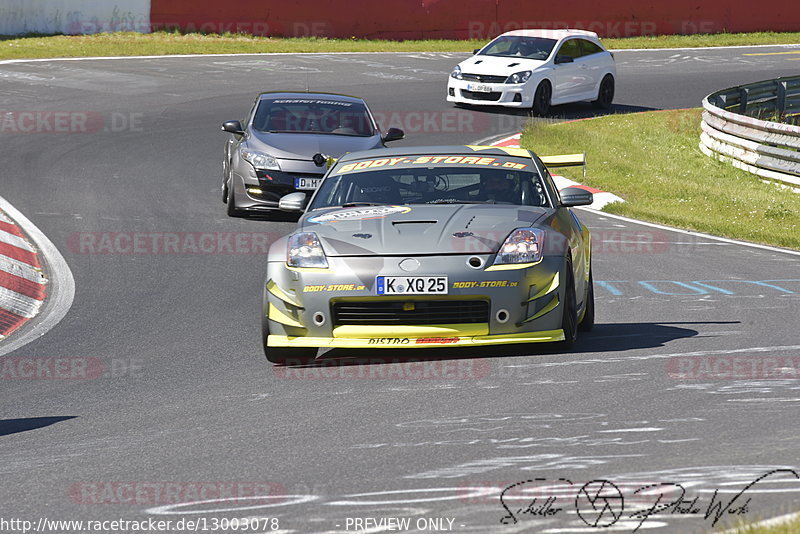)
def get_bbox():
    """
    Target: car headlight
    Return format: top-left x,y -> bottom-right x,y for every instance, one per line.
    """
493,228 -> 545,265
450,65 -> 463,80
241,149 -> 280,171
287,232 -> 328,268
505,71 -> 532,84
